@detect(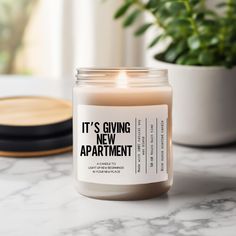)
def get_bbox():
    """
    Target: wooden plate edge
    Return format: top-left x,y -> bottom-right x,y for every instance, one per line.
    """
0,146 -> 72,157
